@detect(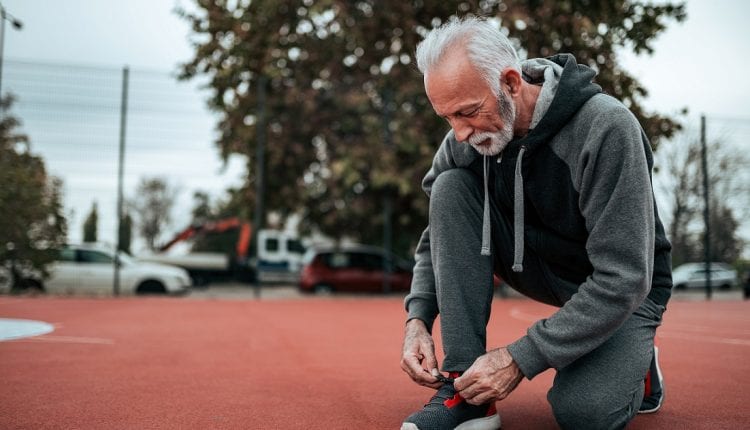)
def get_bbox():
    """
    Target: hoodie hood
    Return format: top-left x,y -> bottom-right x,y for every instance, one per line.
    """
506,53 -> 602,158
